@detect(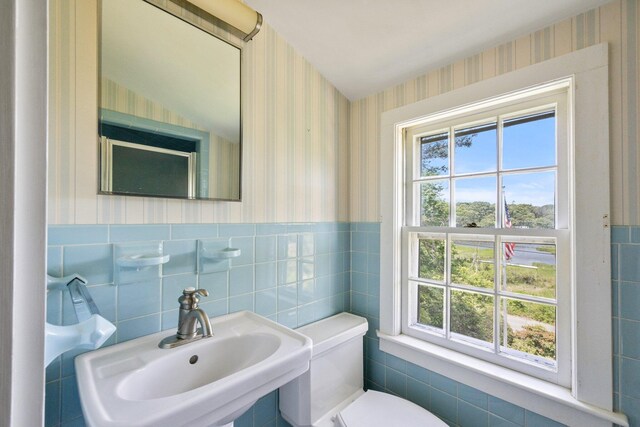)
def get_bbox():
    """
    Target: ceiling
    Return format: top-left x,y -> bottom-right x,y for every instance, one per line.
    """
244,0 -> 611,101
